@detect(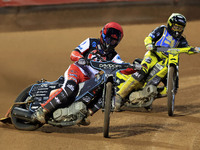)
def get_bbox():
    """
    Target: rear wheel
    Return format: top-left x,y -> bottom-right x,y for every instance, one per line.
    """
167,66 -> 176,116
11,85 -> 42,130
103,82 -> 112,138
